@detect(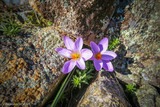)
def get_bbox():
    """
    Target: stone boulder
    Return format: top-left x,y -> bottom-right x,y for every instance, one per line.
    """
0,27 -> 65,106
113,0 -> 160,87
136,84 -> 160,107
3,0 -> 28,7
0,0 -> 136,106
29,0 -> 117,45
77,71 -> 131,107
114,0 -> 160,106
